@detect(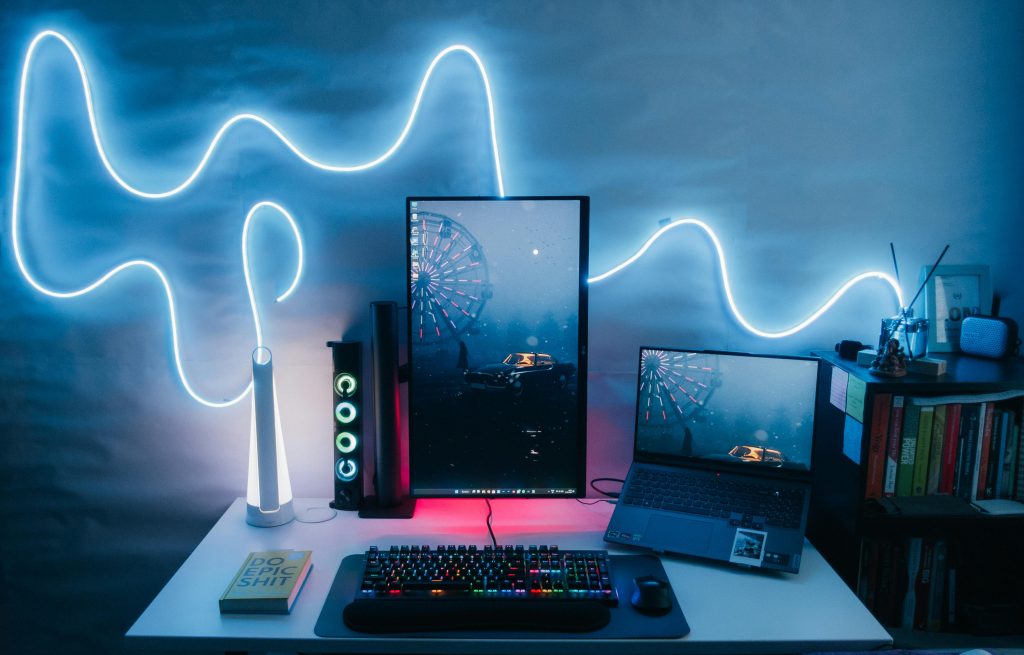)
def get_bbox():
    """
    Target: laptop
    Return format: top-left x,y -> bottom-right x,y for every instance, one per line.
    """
604,348 -> 820,573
